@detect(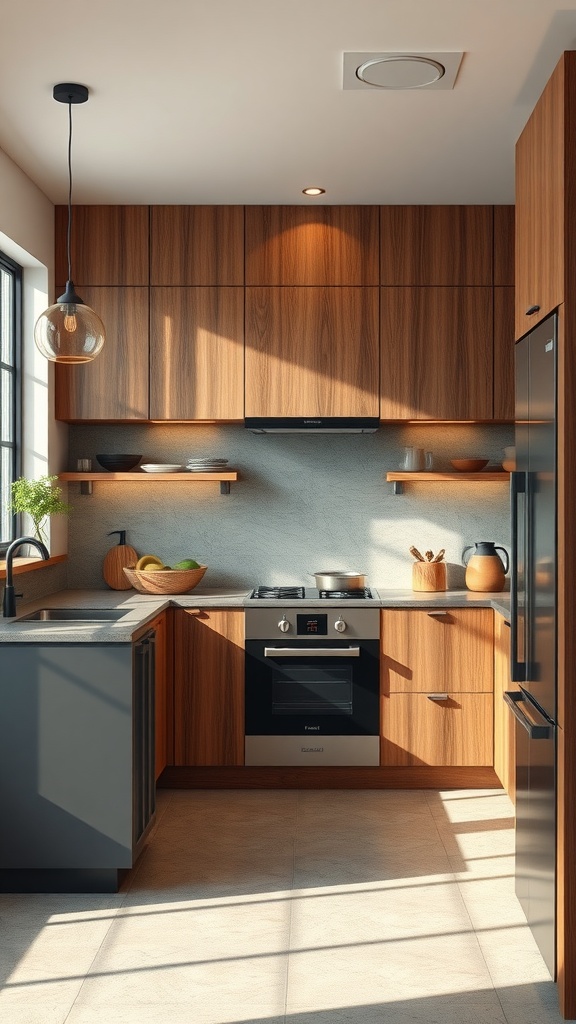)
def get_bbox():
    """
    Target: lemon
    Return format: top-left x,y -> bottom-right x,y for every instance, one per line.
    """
135,554 -> 164,570
143,563 -> 167,572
